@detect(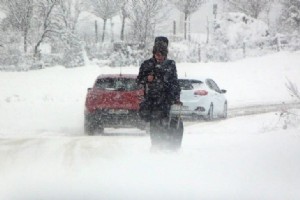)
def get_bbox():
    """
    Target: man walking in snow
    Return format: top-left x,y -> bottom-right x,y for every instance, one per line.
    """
137,36 -> 181,122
